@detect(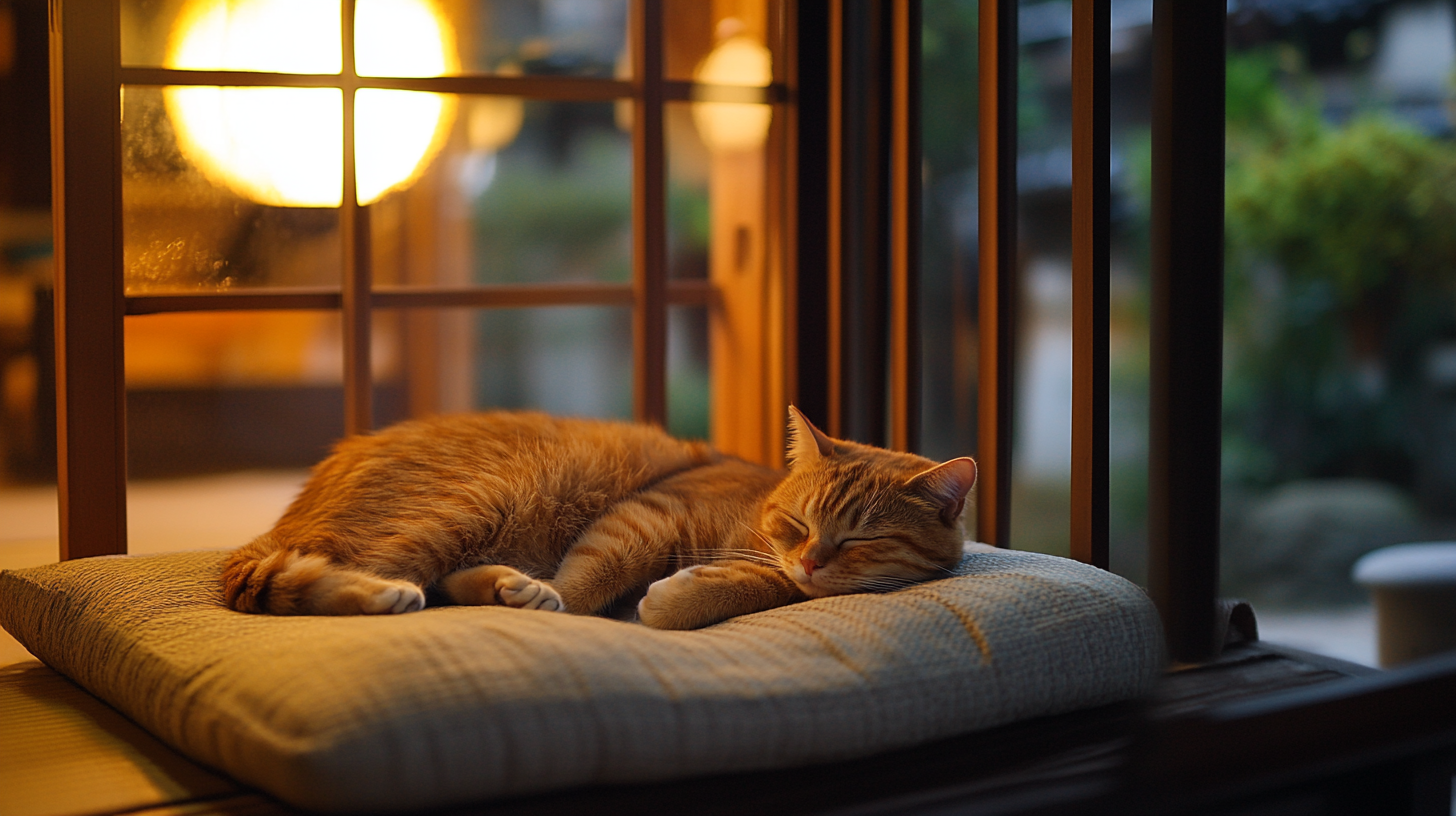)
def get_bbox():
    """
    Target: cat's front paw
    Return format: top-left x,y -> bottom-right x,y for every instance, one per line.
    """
638,566 -> 721,629
358,580 -> 426,615
496,573 -> 565,612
